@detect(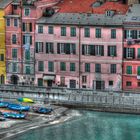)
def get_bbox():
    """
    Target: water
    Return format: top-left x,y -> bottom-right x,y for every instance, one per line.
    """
14,111 -> 140,140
